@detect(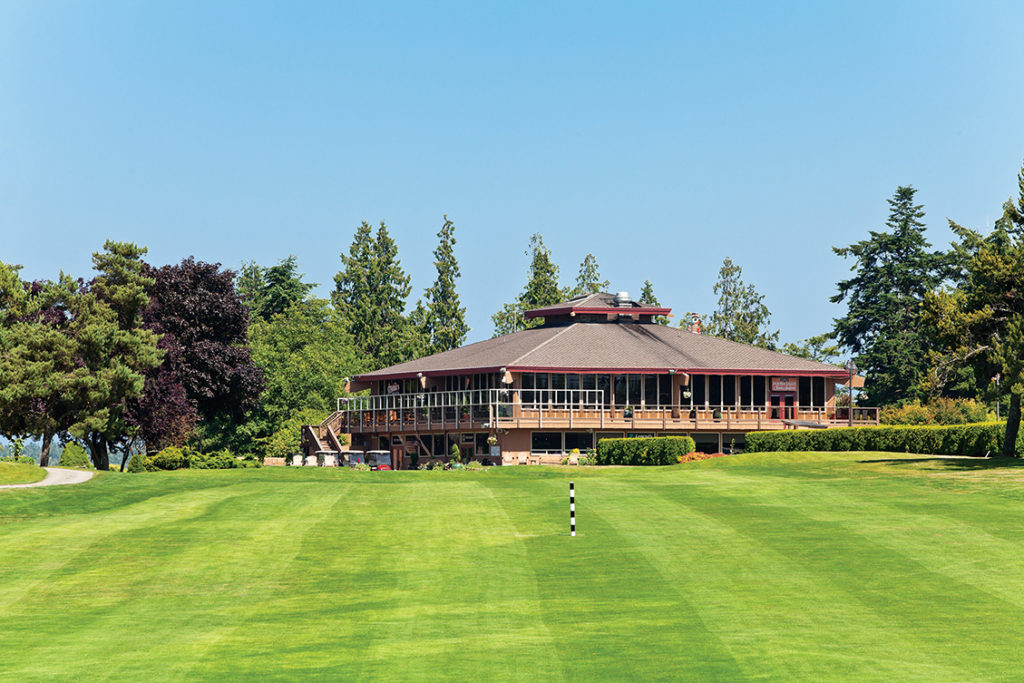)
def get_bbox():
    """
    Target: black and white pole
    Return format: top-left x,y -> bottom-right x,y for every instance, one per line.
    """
570,481 -> 576,537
